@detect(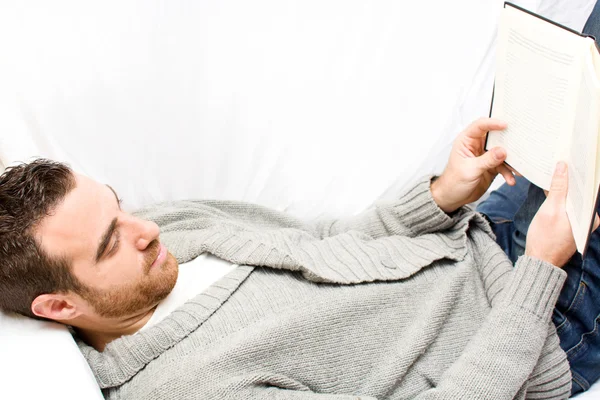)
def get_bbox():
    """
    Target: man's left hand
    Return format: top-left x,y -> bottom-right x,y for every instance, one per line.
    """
431,118 -> 514,213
